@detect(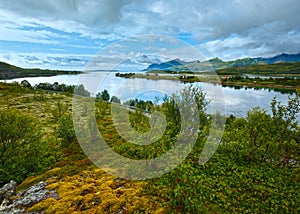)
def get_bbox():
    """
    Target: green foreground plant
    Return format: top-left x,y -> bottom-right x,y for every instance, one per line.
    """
0,108 -> 60,183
